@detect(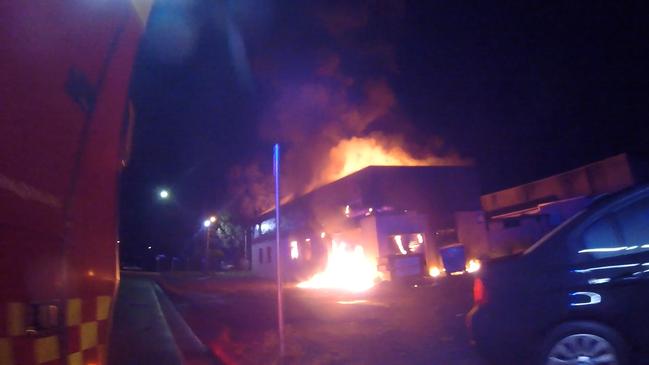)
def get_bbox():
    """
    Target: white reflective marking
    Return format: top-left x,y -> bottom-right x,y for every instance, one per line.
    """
573,263 -> 639,273
570,292 -> 601,306
579,247 -> 628,253
579,245 -> 647,254
588,278 -> 610,284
